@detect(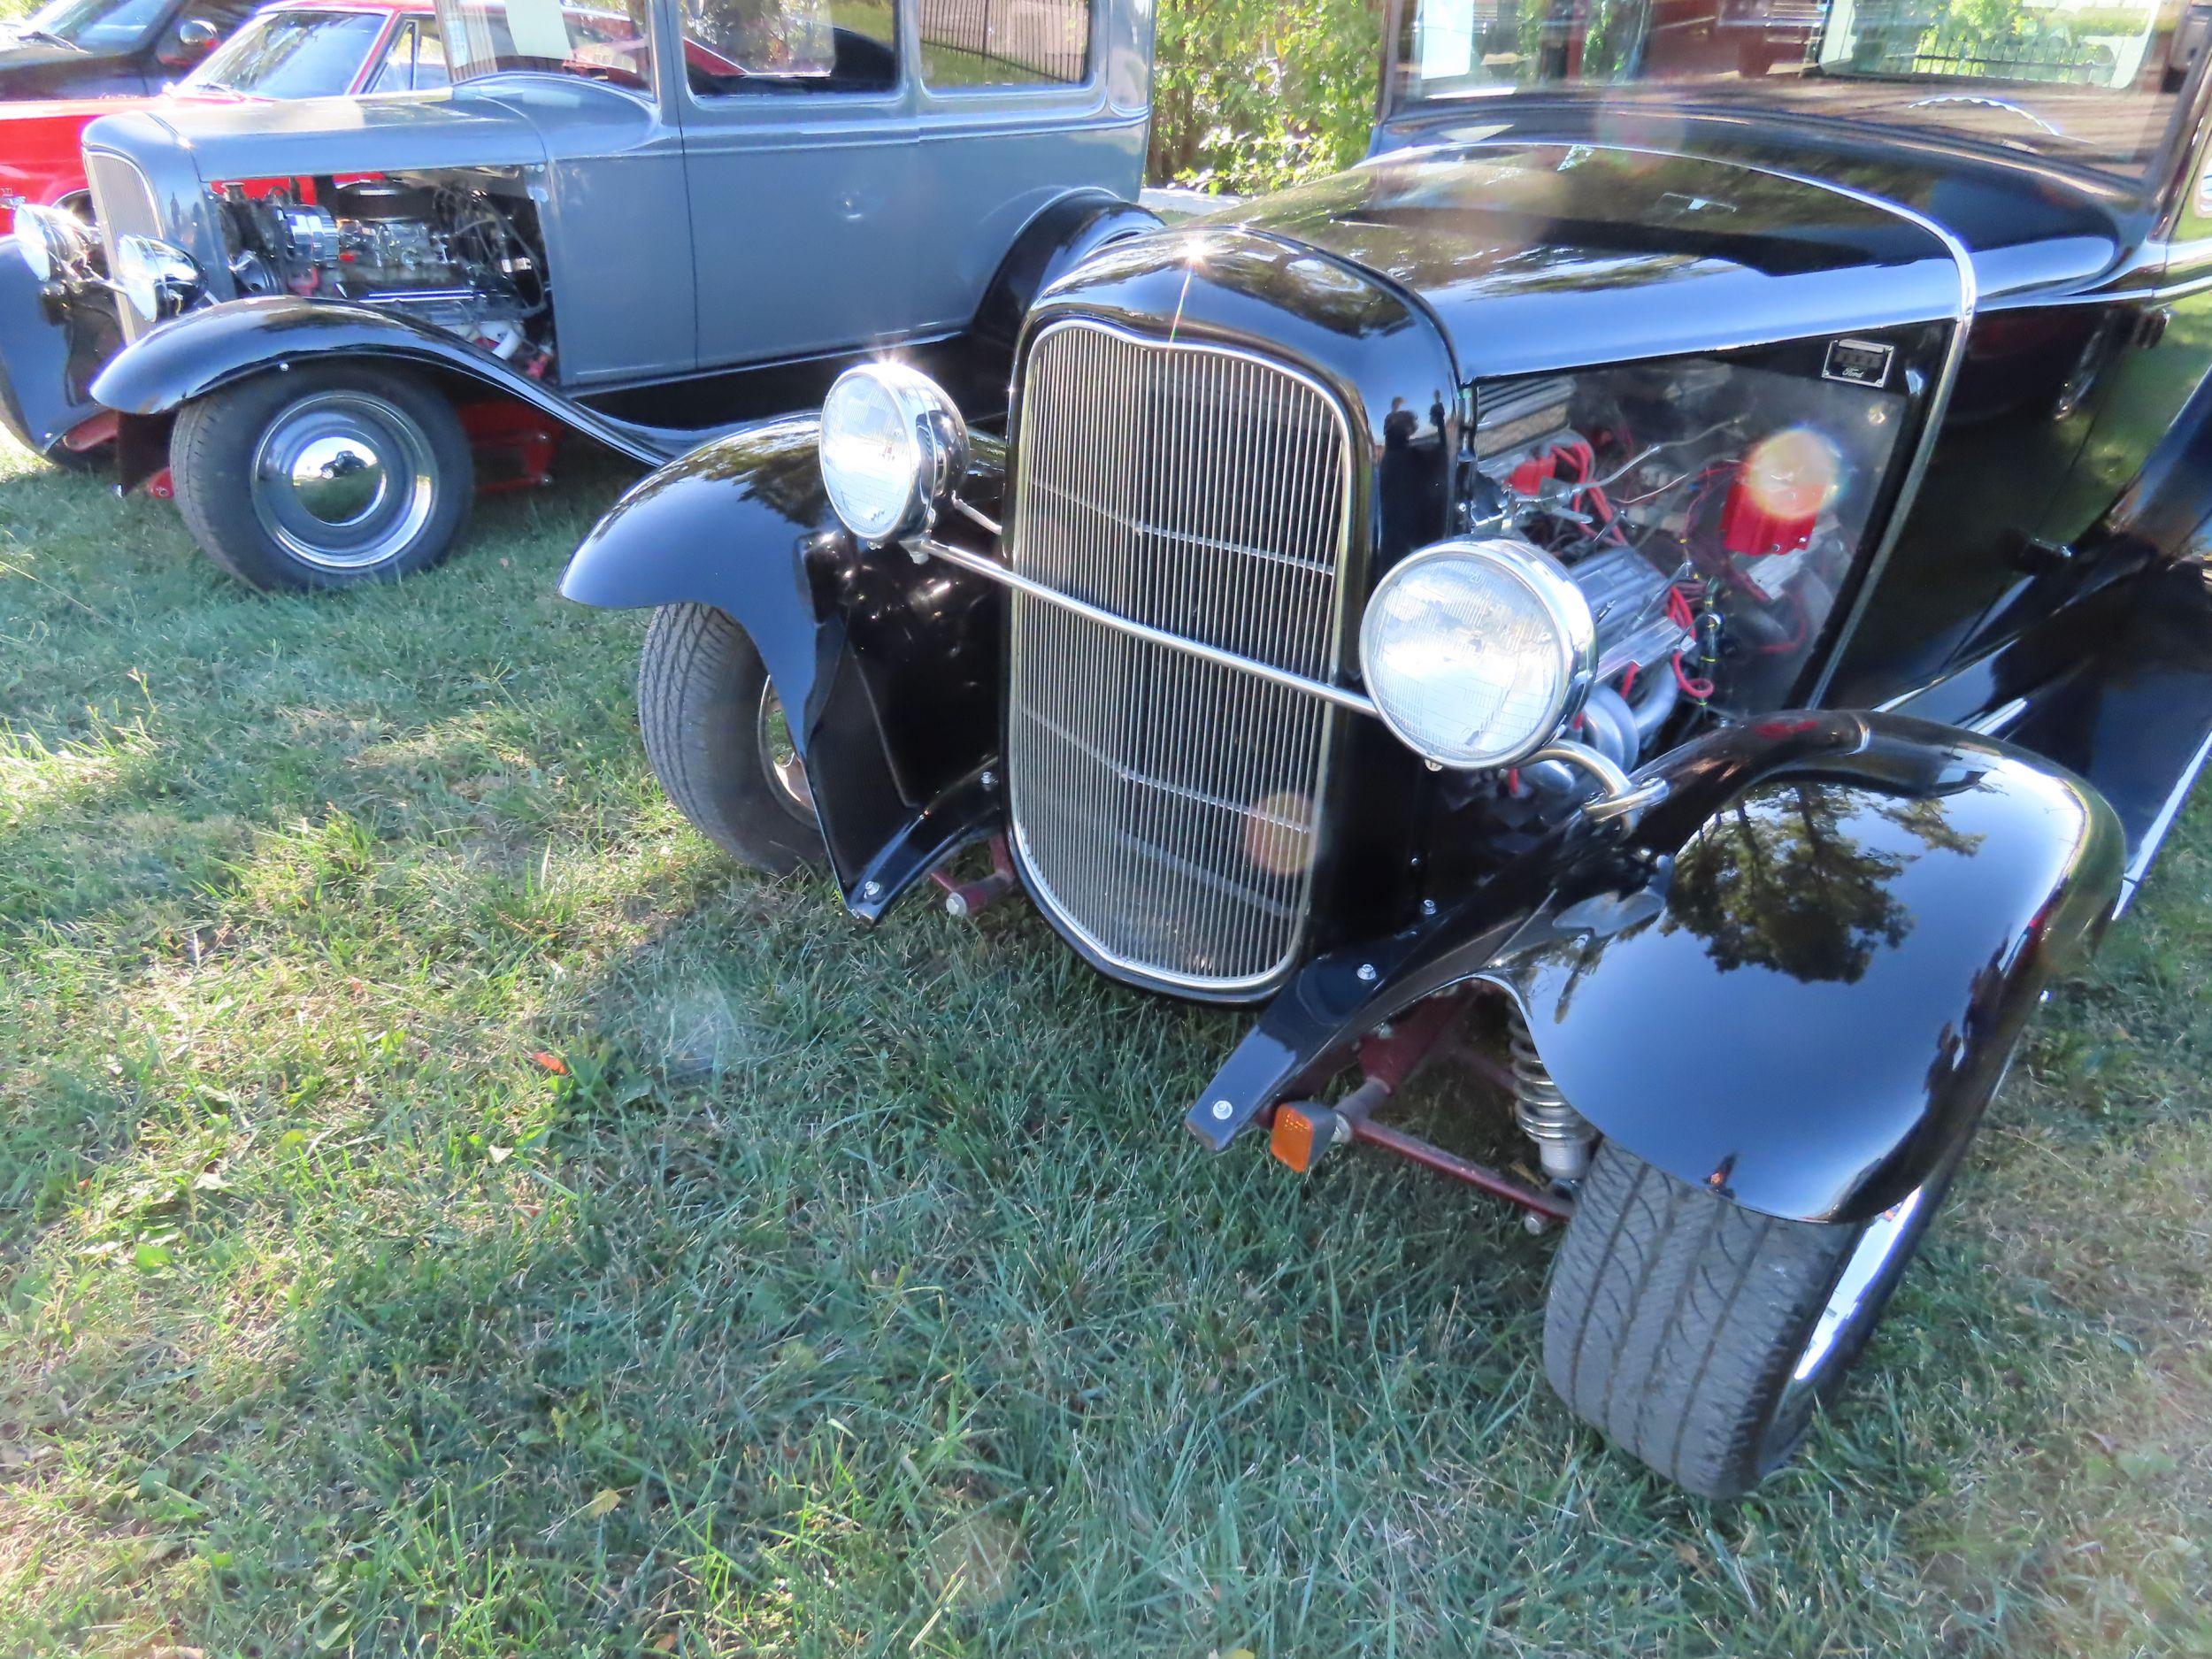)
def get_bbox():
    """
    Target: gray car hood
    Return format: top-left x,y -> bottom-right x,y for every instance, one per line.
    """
83,89 -> 551,181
